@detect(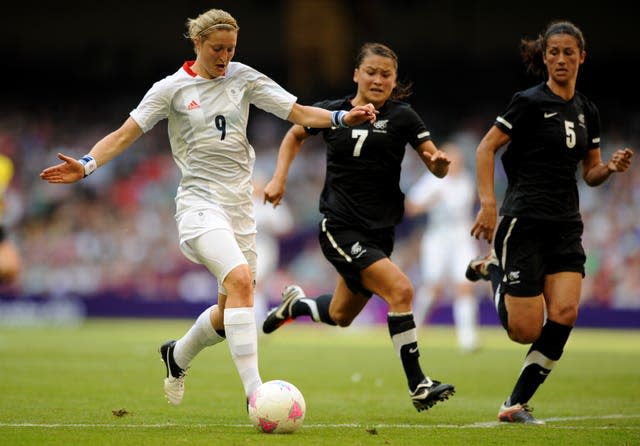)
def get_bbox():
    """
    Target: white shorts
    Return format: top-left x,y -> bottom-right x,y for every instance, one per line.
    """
176,198 -> 257,295
420,225 -> 476,284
